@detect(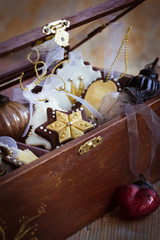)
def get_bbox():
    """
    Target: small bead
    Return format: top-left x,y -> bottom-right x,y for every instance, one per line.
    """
79,76 -> 83,80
